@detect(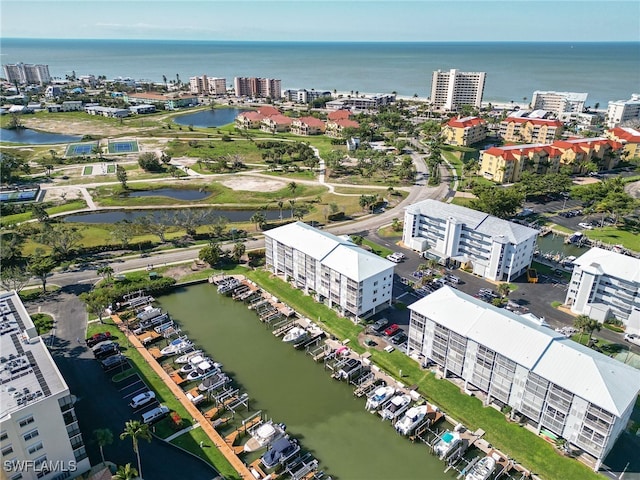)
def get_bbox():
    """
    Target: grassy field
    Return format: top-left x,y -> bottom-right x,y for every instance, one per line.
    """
585,226 -> 640,252
357,237 -> 394,258
1,200 -> 87,226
